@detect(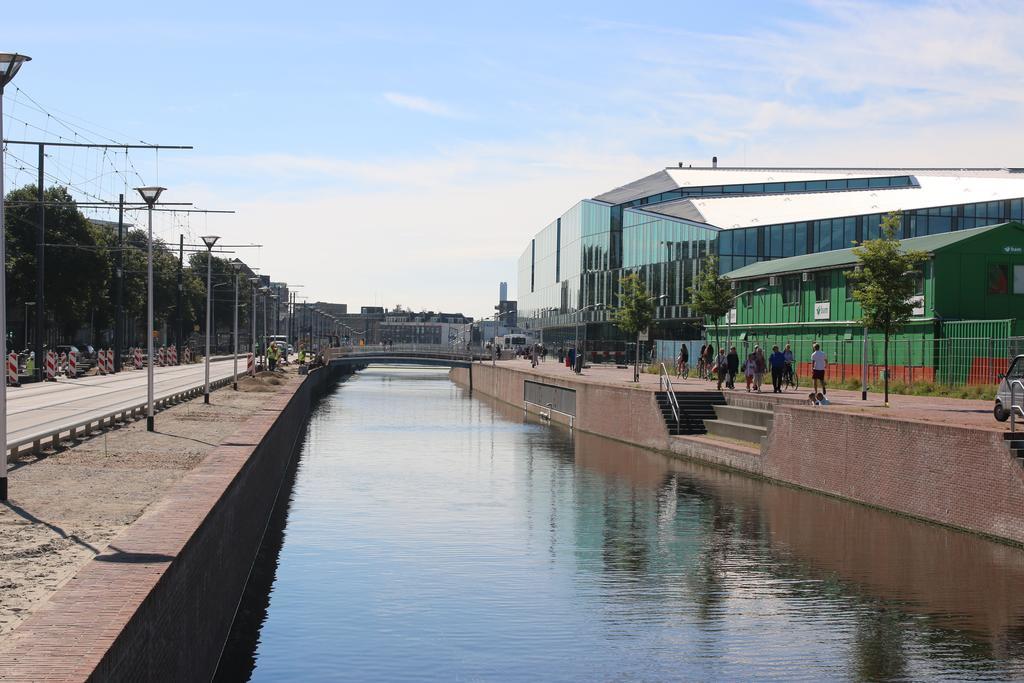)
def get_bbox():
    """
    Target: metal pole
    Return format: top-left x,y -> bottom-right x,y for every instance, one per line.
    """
114,194 -> 124,371
203,249 -> 212,403
176,235 -> 183,362
262,292 -> 267,360
232,273 -> 239,390
0,88 -> 8,498
34,144 -> 44,381
146,204 -> 155,430
251,283 -> 257,358
861,326 -> 868,400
